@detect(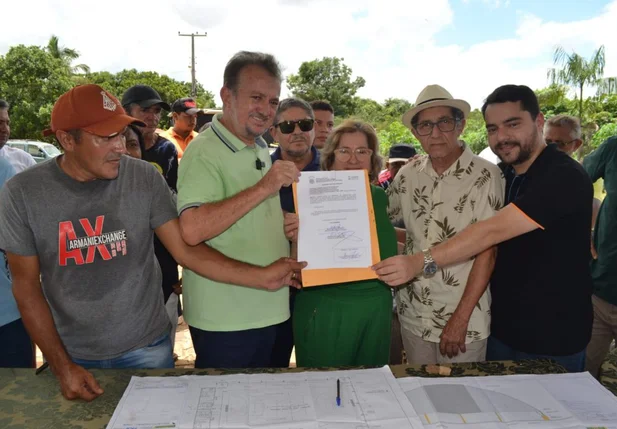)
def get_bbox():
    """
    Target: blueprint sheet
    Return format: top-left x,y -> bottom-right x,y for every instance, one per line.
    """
397,372 -> 617,429
107,366 -> 424,429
